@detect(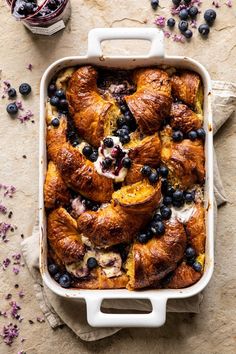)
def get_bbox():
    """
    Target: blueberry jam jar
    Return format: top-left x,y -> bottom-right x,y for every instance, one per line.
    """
9,0 -> 71,35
